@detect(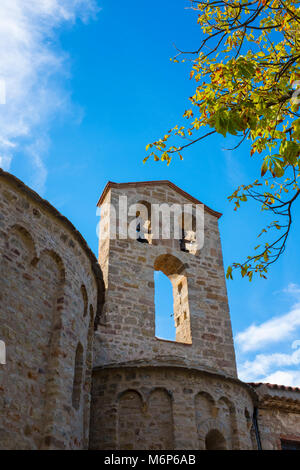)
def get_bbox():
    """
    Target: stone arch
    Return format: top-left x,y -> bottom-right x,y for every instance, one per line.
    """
148,386 -> 173,401
33,249 -> 66,448
0,235 -> 66,448
72,342 -> 84,410
128,200 -> 152,244
117,389 -> 145,450
118,388 -> 145,404
154,254 -> 191,344
154,253 -> 186,277
195,391 -> 215,411
217,396 -> 238,450
34,248 -> 65,283
117,388 -> 174,450
205,429 -> 227,450
147,388 -> 174,450
195,391 -> 217,449
136,200 -> 152,243
218,395 -> 235,411
5,223 -> 37,263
